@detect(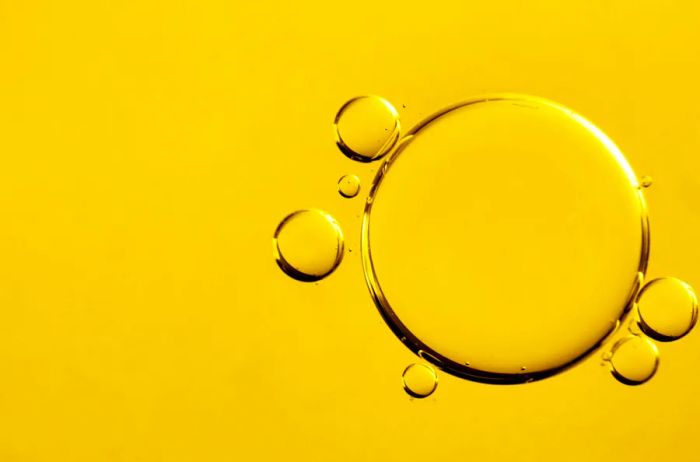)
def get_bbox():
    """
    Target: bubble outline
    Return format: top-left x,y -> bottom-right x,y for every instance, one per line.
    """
636,277 -> 699,342
273,209 -> 345,282
337,174 -> 361,199
334,95 -> 401,163
402,363 -> 439,399
360,94 -> 651,384
608,335 -> 660,386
